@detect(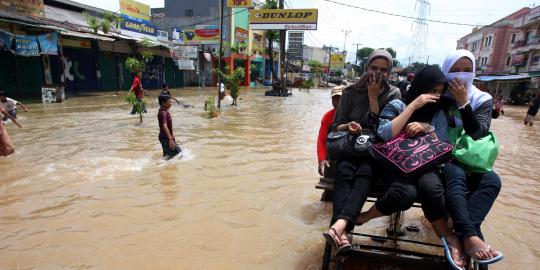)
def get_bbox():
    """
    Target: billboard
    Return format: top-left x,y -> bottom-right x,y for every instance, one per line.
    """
330,54 -> 345,71
0,0 -> 44,17
120,15 -> 157,37
287,31 -> 303,61
250,9 -> 318,30
184,25 -> 220,45
119,0 -> 150,22
227,0 -> 251,8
